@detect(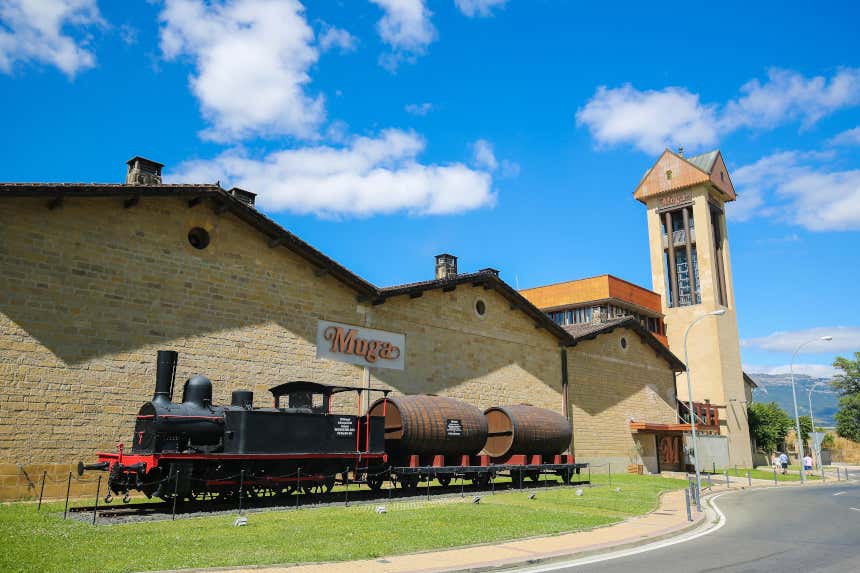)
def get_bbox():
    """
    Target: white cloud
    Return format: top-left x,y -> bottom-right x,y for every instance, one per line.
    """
722,68 -> 860,131
742,326 -> 860,354
405,102 -> 433,116
455,0 -> 508,18
159,0 -> 324,142
0,0 -> 104,78
472,139 -> 498,171
830,126 -> 860,146
730,150 -> 860,230
744,363 -> 839,379
369,0 -> 436,71
575,84 -> 719,154
319,25 -> 357,53
576,68 -> 860,155
168,129 -> 496,217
